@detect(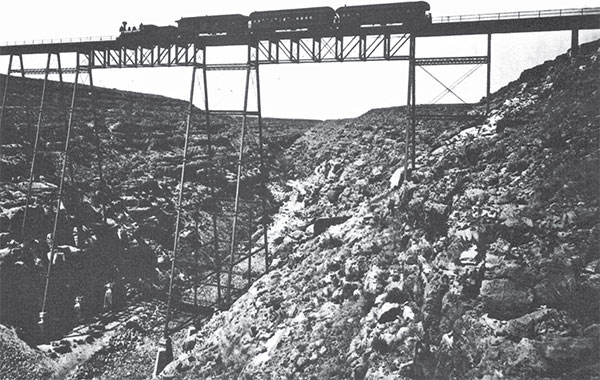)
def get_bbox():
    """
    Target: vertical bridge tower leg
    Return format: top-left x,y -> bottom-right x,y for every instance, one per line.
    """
255,49 -> 269,275
155,48 -> 203,378
154,43 -> 271,378
0,54 -> 24,239
22,52 -> 65,242
571,29 -> 579,55
226,55 -> 252,304
201,51 -> 222,305
22,53 -> 52,242
35,52 -> 91,338
405,34 -> 416,178
486,33 -> 492,114
226,44 -> 269,303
